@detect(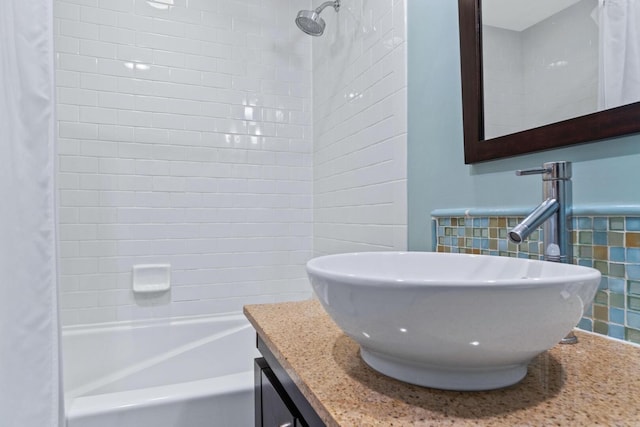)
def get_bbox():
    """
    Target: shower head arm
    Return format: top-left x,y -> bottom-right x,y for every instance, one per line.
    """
315,0 -> 340,14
